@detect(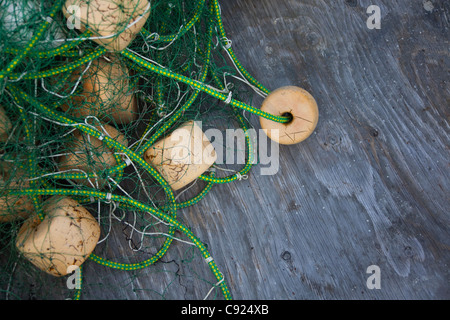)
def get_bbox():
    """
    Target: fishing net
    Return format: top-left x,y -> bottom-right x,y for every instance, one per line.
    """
0,0 -> 294,300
